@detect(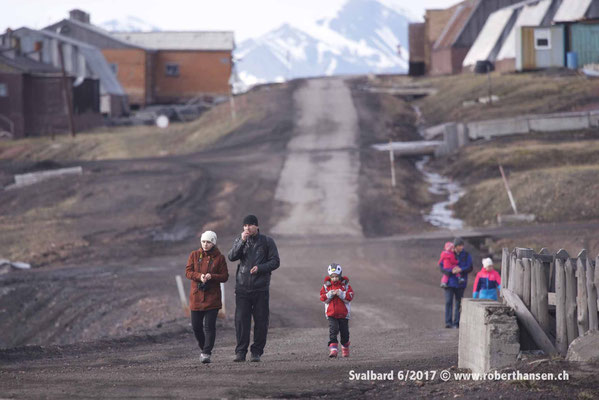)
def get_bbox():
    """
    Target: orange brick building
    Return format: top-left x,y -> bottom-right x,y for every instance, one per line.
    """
47,10 -> 234,107
114,32 -> 234,104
